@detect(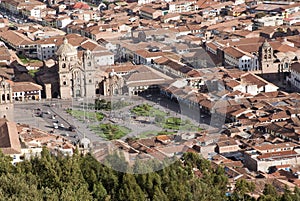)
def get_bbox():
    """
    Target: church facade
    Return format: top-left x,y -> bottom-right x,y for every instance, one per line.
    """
56,38 -> 96,99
